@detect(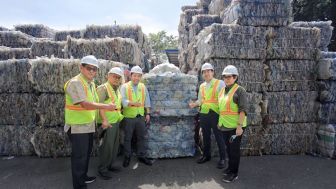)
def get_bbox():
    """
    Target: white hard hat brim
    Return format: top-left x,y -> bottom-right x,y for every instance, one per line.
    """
81,62 -> 99,68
